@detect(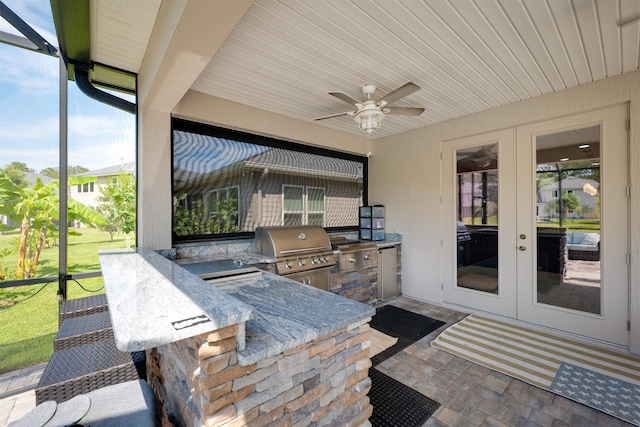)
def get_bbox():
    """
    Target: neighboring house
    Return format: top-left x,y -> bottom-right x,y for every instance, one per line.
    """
174,148 -> 362,231
24,171 -> 55,187
538,177 -> 599,219
69,161 -> 135,209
